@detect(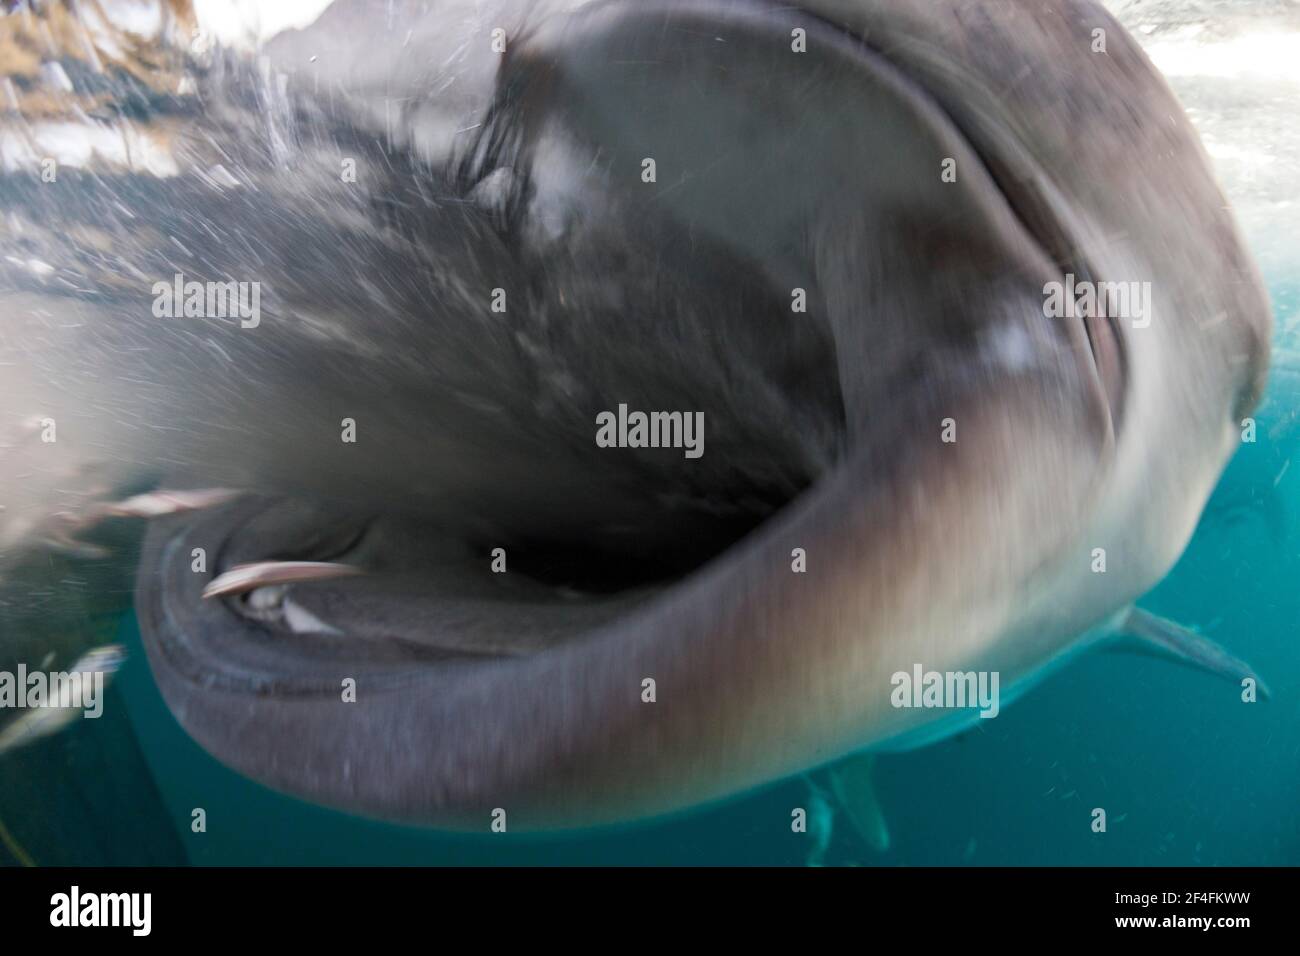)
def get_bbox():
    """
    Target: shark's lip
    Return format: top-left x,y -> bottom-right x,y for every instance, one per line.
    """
827,19 -> 1131,432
